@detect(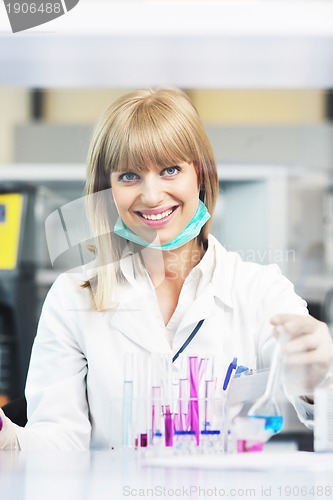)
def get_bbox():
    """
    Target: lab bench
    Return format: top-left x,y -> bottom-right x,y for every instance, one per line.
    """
0,449 -> 332,500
